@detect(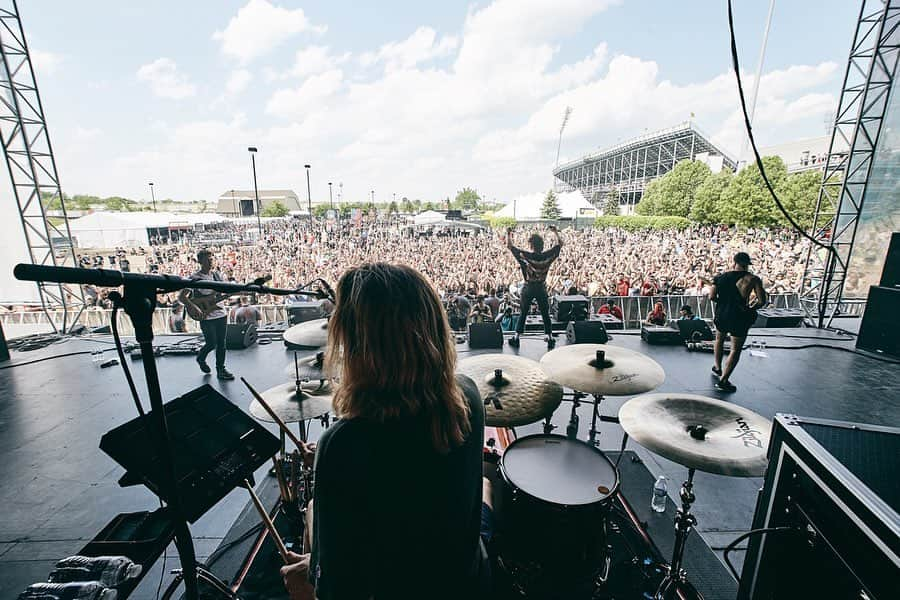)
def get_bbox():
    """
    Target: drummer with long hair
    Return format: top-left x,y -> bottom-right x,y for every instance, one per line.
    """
281,263 -> 491,600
